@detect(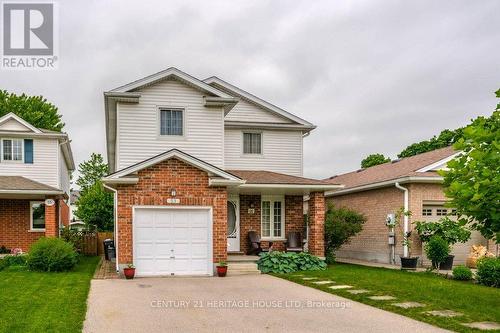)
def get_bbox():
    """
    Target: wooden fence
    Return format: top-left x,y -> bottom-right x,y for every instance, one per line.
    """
75,231 -> 114,256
